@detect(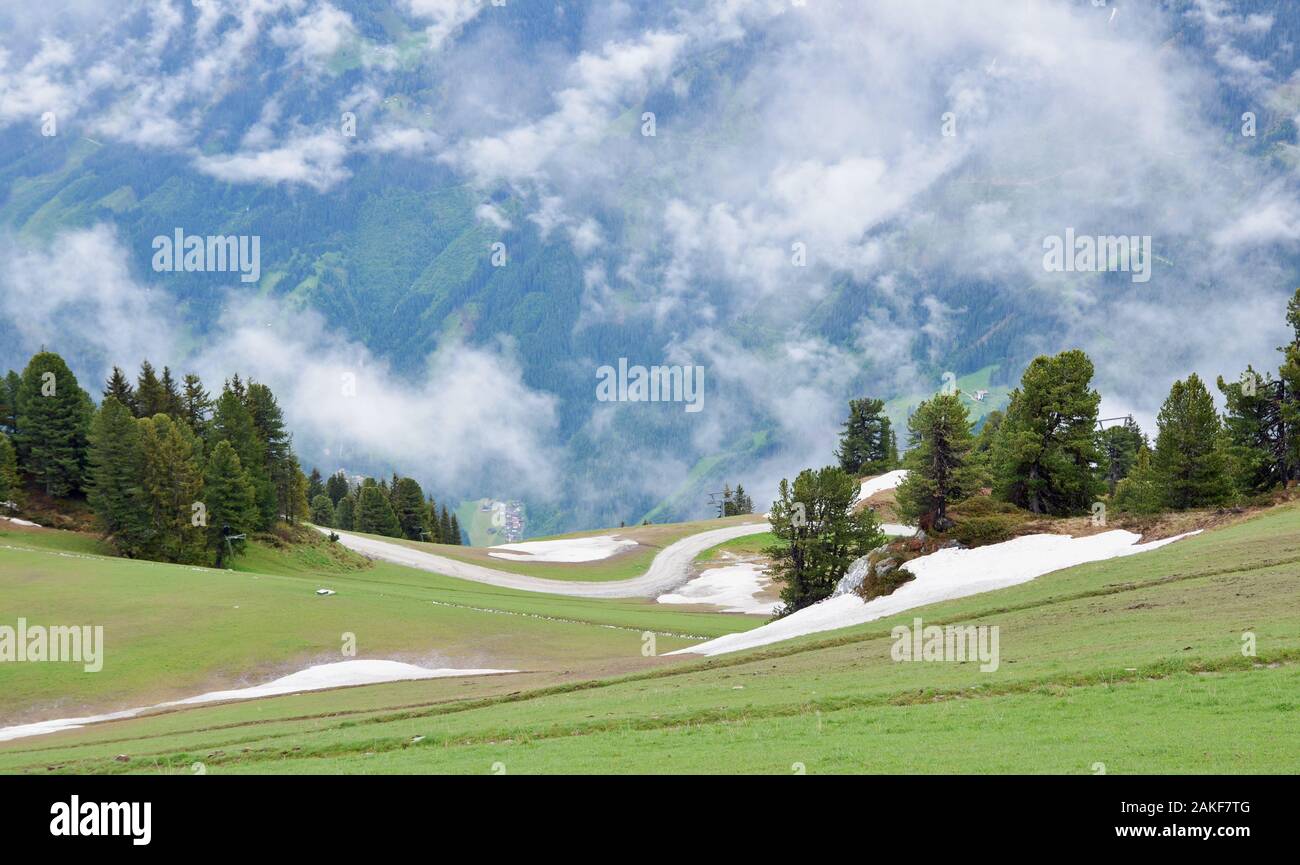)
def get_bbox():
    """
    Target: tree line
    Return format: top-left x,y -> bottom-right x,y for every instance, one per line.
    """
0,351 -> 461,565
895,289 -> 1300,527
307,469 -> 463,545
